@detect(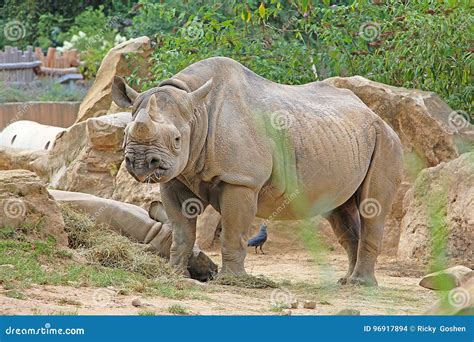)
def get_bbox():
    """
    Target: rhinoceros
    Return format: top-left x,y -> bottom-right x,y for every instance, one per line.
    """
112,57 -> 403,286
